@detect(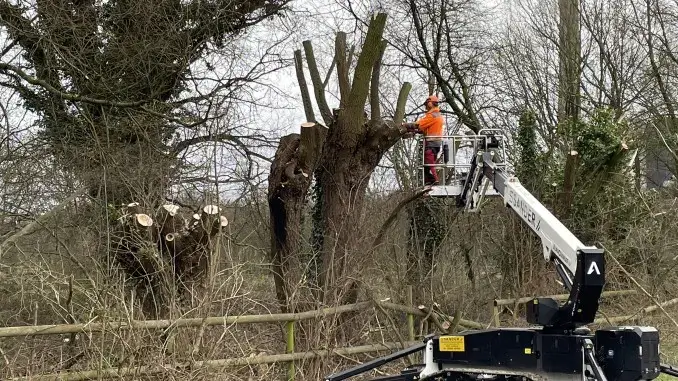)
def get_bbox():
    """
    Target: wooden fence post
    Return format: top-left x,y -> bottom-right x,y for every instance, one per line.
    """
286,320 -> 295,381
492,303 -> 500,327
406,285 -> 416,364
406,286 -> 414,341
